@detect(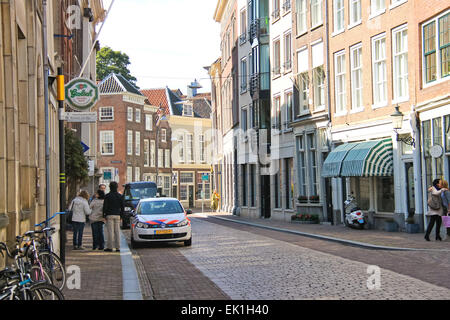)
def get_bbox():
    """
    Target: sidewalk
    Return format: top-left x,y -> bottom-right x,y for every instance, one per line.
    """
62,225 -> 138,300
202,211 -> 450,251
